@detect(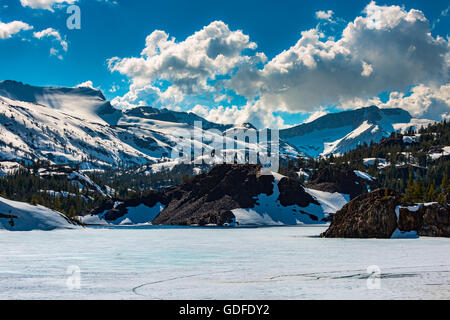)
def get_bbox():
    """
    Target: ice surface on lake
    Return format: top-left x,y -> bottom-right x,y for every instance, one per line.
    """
0,226 -> 449,300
